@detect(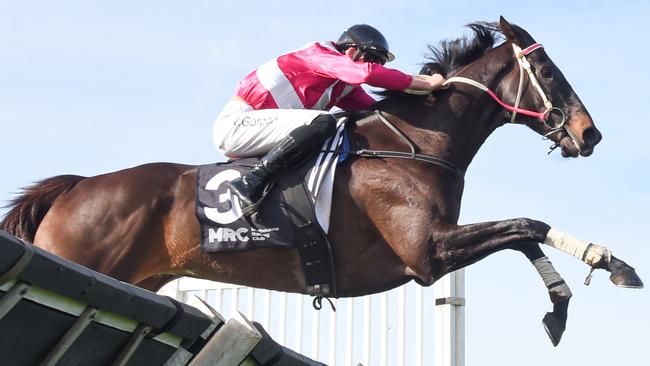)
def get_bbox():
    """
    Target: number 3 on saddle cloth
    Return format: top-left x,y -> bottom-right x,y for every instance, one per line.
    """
195,118 -> 349,297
